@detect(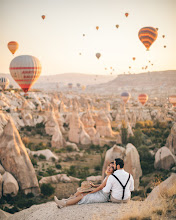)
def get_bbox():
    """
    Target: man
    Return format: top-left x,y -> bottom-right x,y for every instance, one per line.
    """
102,158 -> 134,203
